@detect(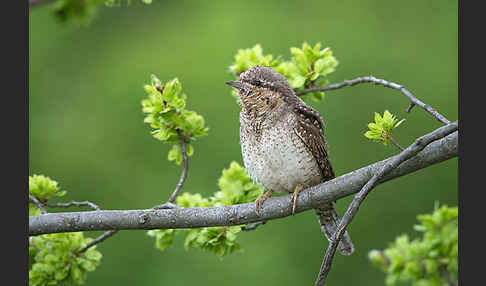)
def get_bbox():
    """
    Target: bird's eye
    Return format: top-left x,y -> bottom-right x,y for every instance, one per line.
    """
254,80 -> 262,87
